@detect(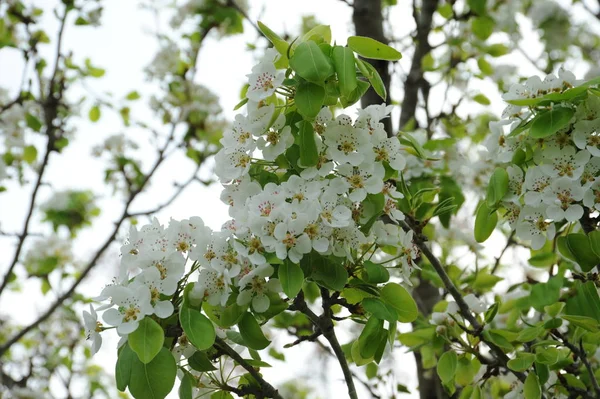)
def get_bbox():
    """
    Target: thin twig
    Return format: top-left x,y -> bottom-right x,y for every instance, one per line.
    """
491,230 -> 515,275
214,337 -> 283,399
